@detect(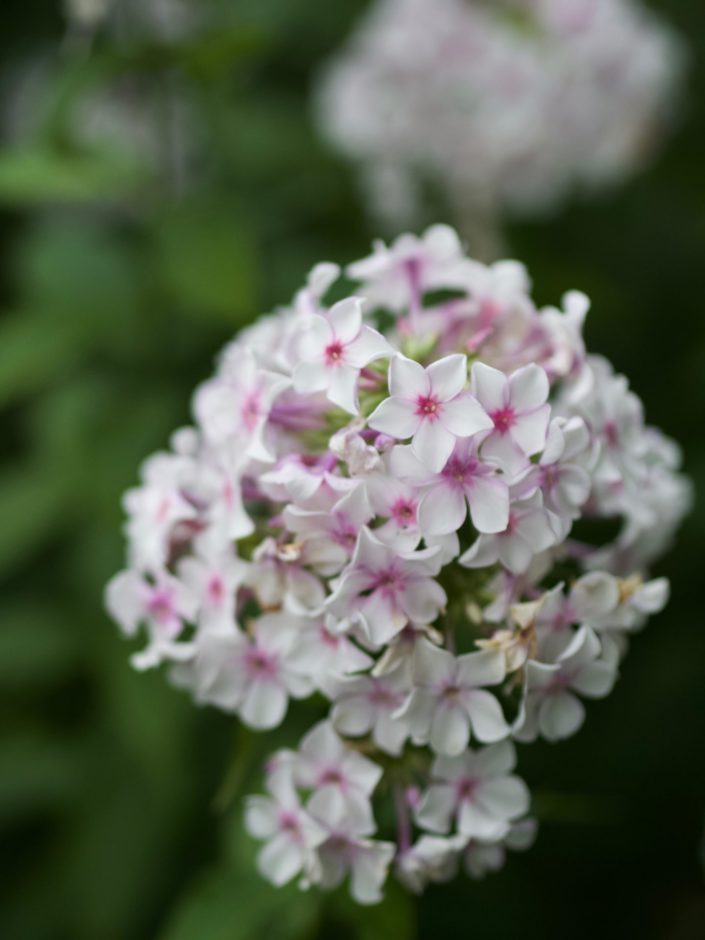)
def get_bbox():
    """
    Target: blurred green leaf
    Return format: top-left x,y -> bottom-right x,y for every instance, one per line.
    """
160,865 -> 322,940
324,884 -> 415,940
0,729 -> 84,822
0,145 -> 148,206
0,601 -> 79,690
0,462 -> 72,578
0,310 -> 84,407
153,201 -> 258,322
